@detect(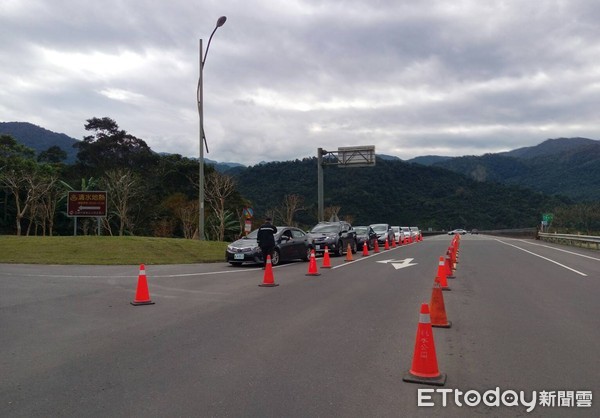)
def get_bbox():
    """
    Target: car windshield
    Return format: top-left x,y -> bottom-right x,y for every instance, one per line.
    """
243,227 -> 280,240
401,227 -> 410,232
354,226 -> 367,234
392,227 -> 400,232
310,224 -> 339,233
371,224 -> 387,232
